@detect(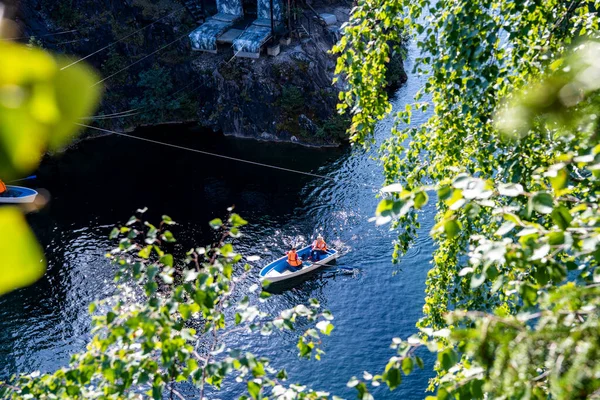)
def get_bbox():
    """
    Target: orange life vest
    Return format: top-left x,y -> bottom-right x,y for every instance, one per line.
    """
312,239 -> 327,250
0,180 -> 6,194
287,250 -> 302,267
